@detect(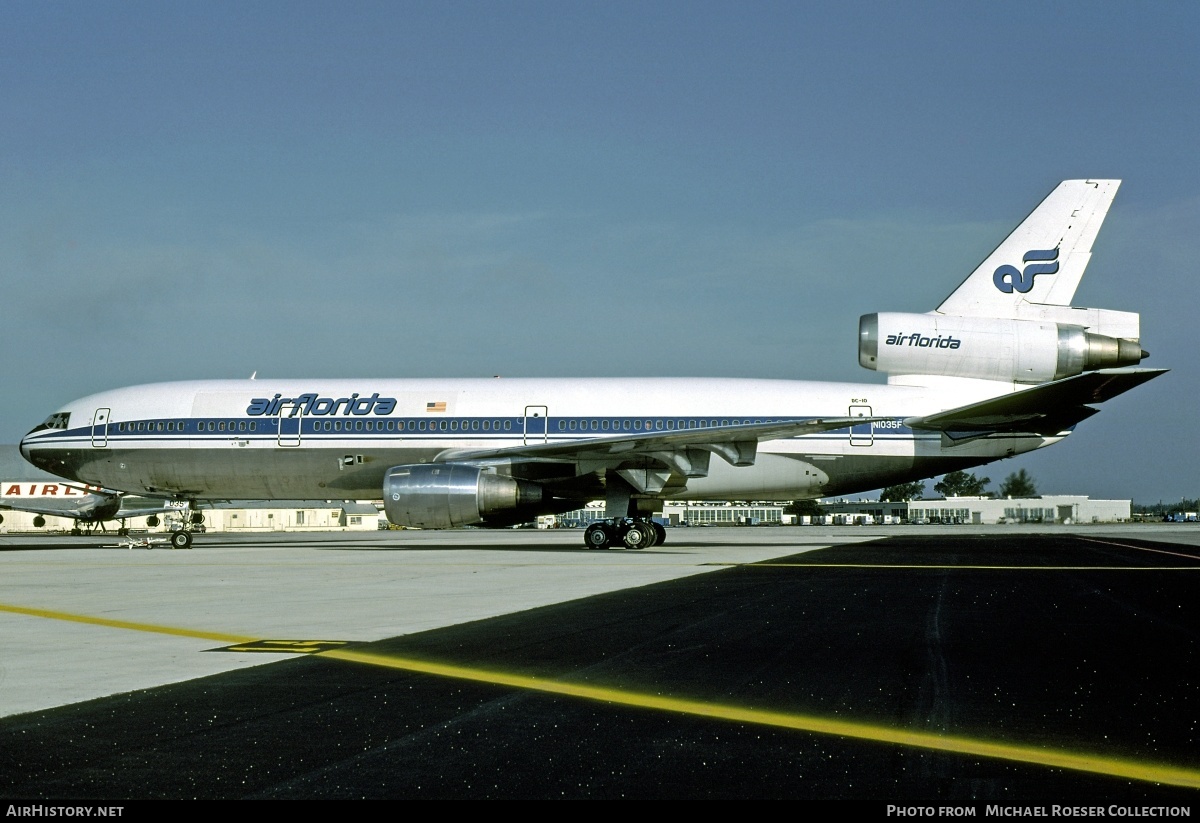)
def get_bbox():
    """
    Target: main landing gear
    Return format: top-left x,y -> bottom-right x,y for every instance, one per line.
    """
583,518 -> 666,550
